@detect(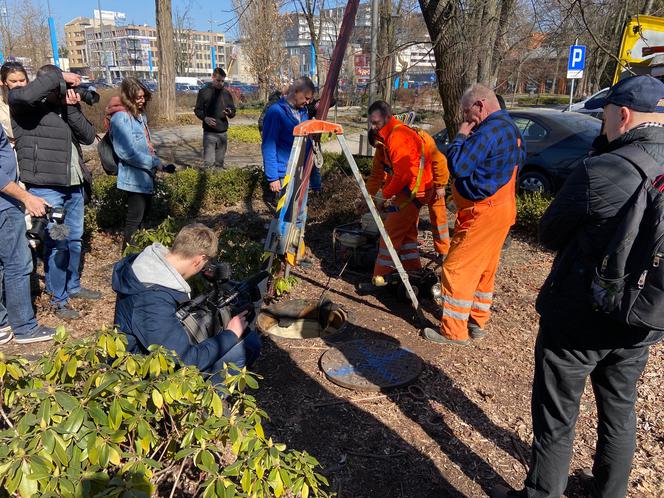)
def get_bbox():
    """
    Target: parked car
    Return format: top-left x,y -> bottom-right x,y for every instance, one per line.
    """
433,108 -> 602,194
565,87 -> 609,118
